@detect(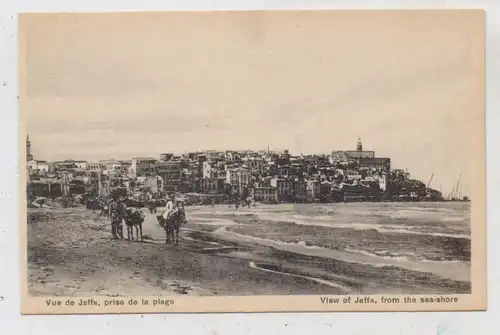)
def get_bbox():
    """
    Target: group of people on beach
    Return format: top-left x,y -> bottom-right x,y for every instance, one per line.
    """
105,193 -> 187,243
